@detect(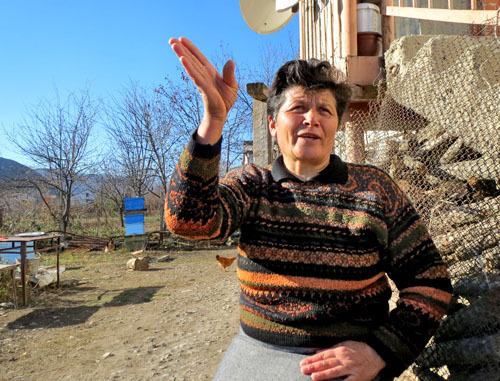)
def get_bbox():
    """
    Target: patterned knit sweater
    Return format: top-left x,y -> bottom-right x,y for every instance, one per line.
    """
165,136 -> 452,378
